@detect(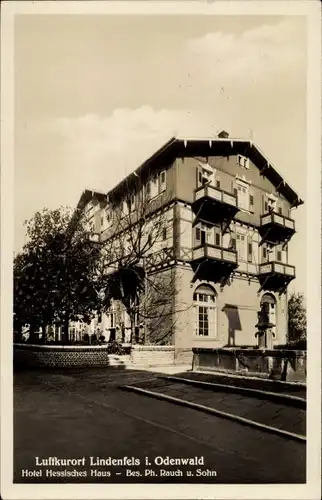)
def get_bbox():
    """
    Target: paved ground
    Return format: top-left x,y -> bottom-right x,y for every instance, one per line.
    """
125,378 -> 306,436
182,371 -> 307,398
14,367 -> 306,484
